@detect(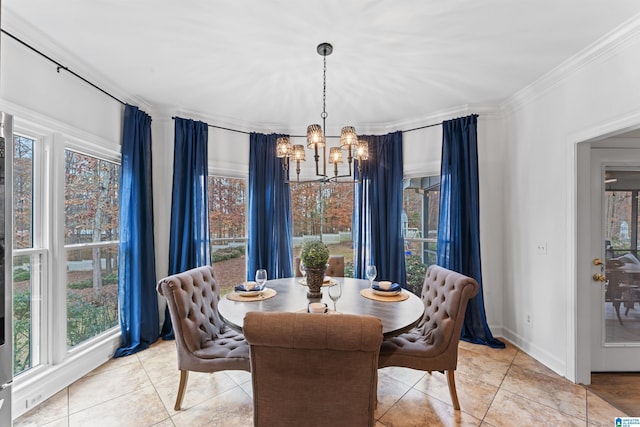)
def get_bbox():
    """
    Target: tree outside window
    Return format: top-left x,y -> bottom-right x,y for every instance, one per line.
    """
290,182 -> 354,276
208,176 -> 247,293
64,150 -> 120,348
